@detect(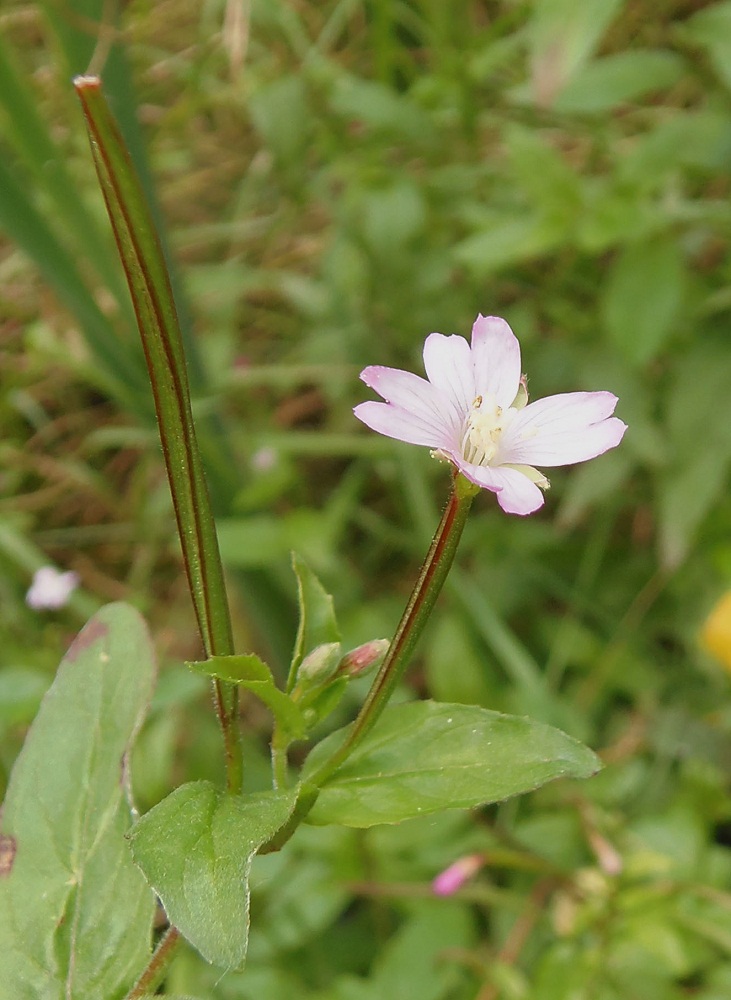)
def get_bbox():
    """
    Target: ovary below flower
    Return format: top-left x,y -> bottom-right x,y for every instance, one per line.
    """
354,315 -> 627,515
